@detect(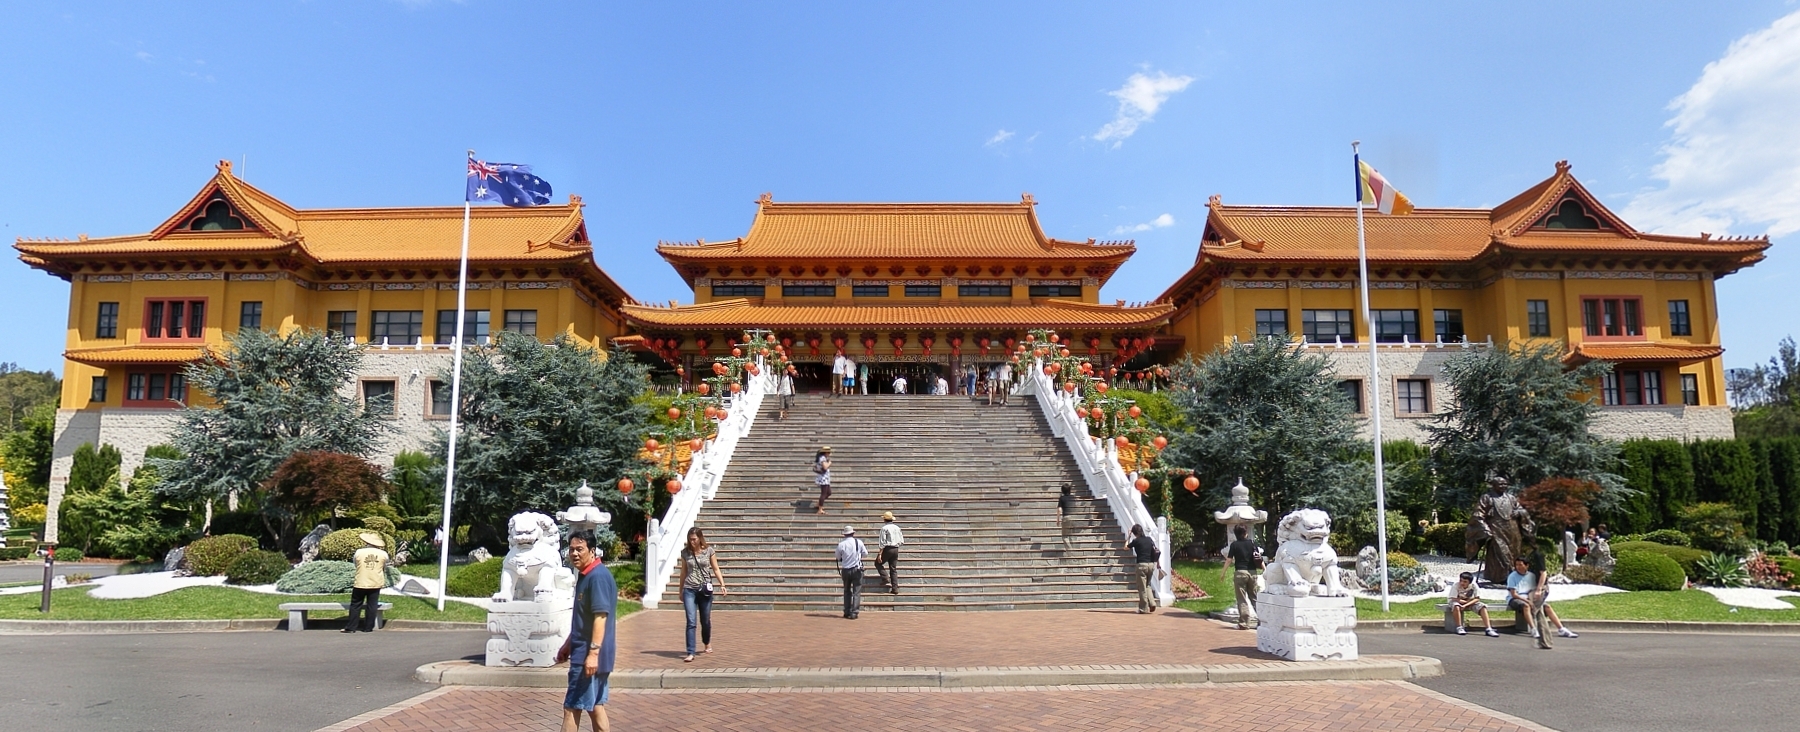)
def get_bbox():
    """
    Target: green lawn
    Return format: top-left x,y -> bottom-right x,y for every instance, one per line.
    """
0,585 -> 645,622
1174,559 -> 1800,623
